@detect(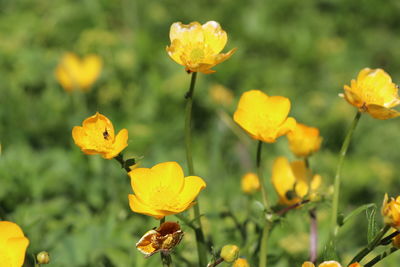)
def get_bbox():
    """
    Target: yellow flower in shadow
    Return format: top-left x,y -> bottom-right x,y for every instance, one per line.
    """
0,221 -> 30,267
55,52 -> 102,92
136,221 -> 184,257
287,123 -> 322,158
128,162 -> 206,219
233,258 -> 250,267
381,194 -> 400,229
241,172 -> 260,194
166,21 -> 236,74
272,157 -> 321,206
72,112 -> 128,159
341,68 -> 400,119
233,90 -> 296,143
